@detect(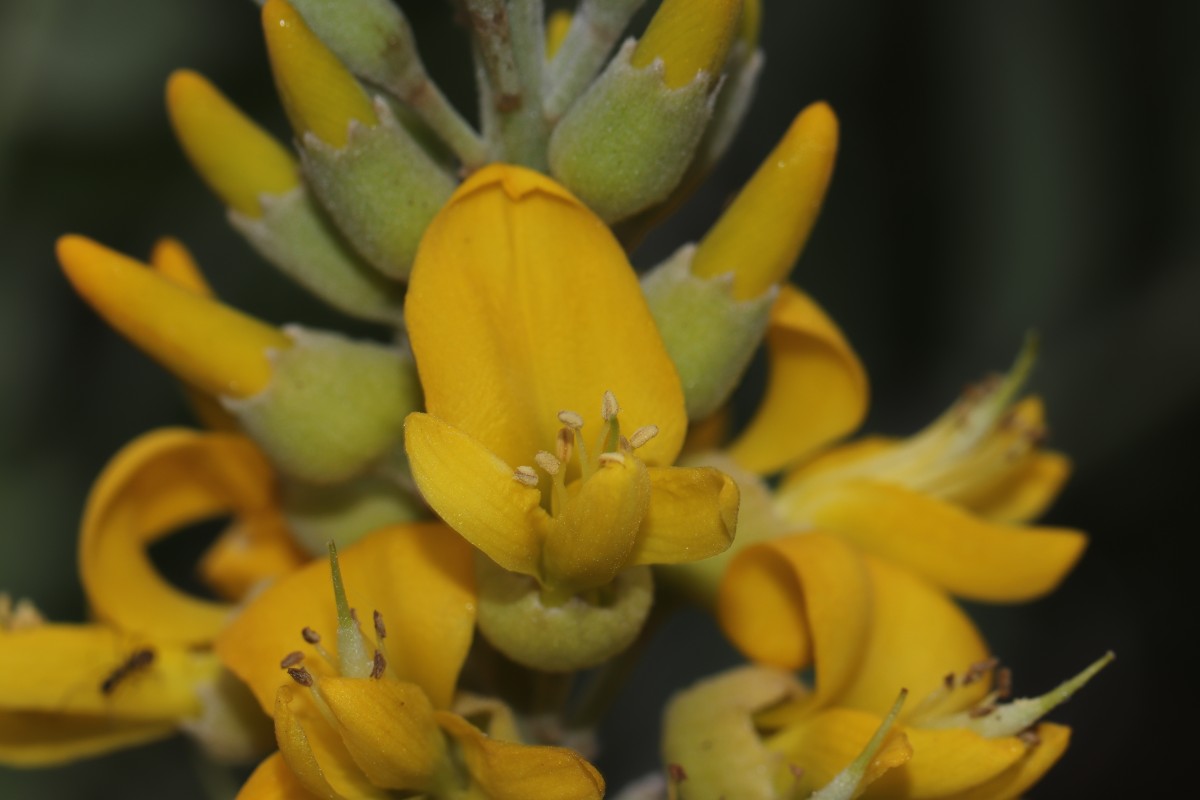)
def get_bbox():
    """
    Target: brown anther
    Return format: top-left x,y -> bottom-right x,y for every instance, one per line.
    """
280,651 -> 305,669
968,705 -> 995,719
557,410 -> 584,430
555,427 -> 574,462
373,610 -> 387,640
629,425 -> 659,449
788,764 -> 806,781
943,672 -> 957,690
995,667 -> 1013,700
350,608 -> 359,624
667,763 -> 687,783
287,666 -> 314,687
601,390 -> 619,421
963,657 -> 999,685
302,627 -> 321,644
1018,728 -> 1042,746
370,650 -> 387,679
513,465 -> 540,487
